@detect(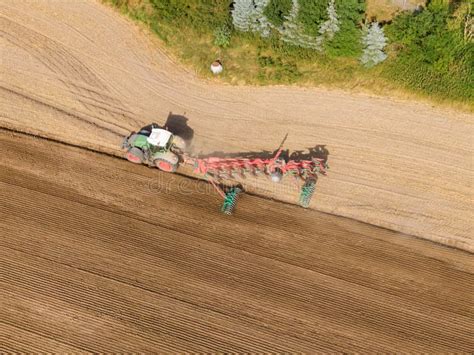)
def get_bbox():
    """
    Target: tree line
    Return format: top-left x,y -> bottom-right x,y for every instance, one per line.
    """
110,0 -> 473,102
